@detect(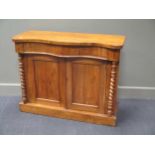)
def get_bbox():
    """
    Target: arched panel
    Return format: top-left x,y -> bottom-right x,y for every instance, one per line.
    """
66,58 -> 110,113
23,54 -> 66,107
